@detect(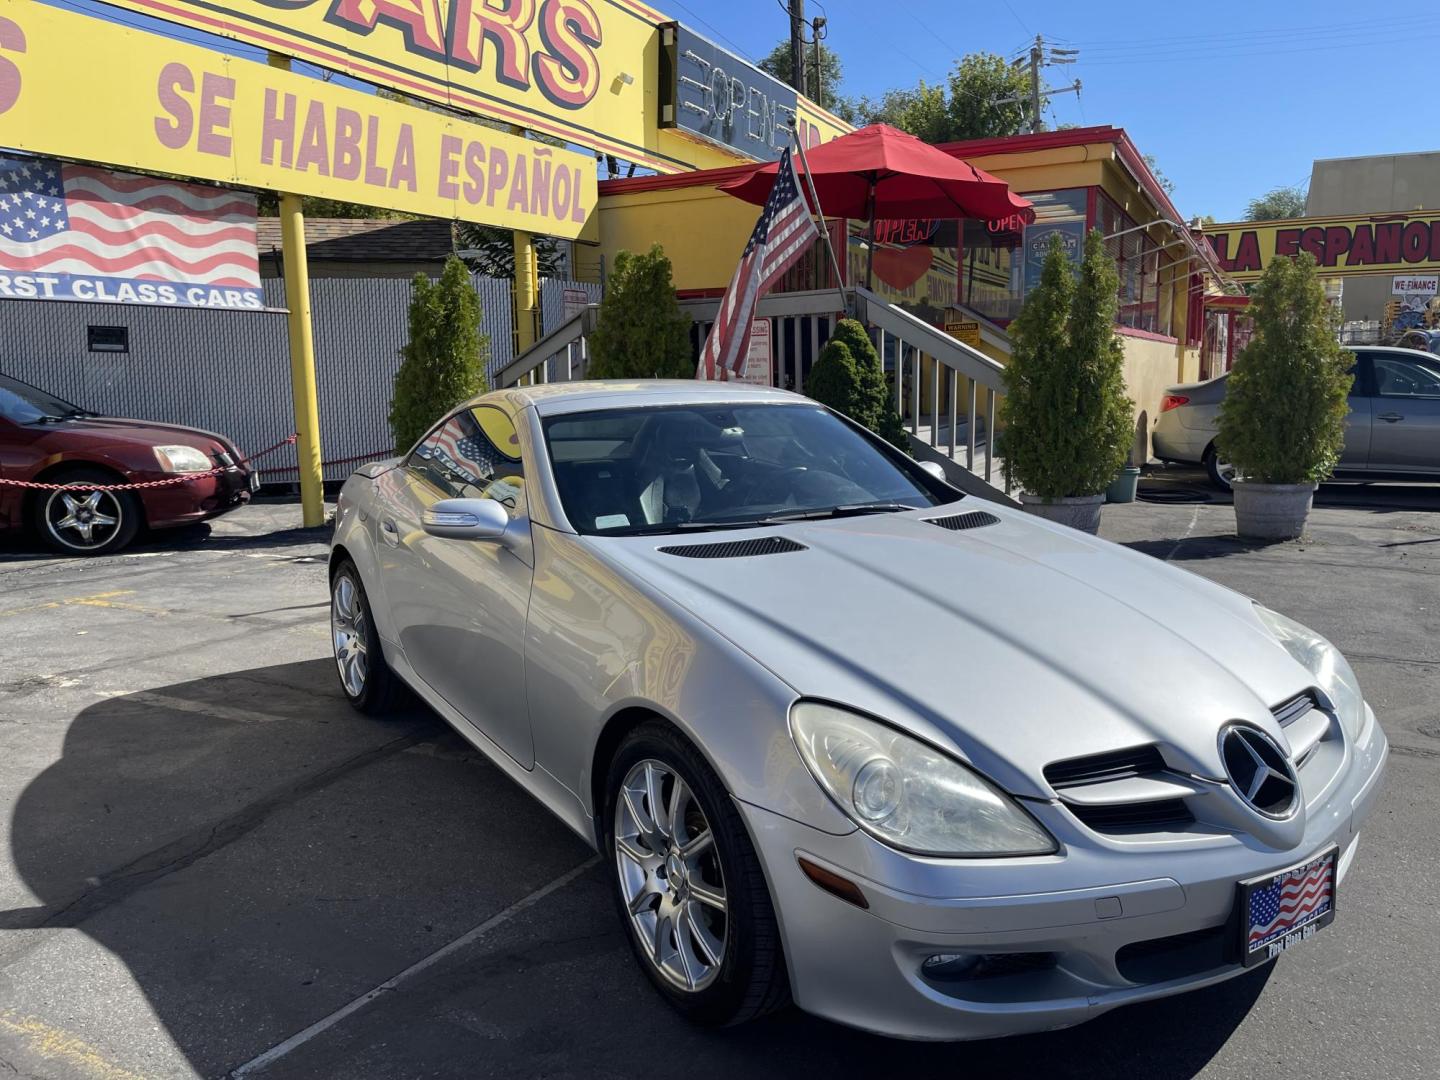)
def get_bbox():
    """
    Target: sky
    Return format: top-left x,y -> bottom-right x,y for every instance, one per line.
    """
39,0 -> 1439,223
